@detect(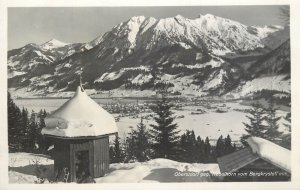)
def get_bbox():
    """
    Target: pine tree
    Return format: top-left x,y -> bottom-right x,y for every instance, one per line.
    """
124,127 -> 136,162
215,135 -> 225,157
215,135 -> 236,158
240,102 -> 267,146
8,92 -> 19,152
149,94 -> 181,159
204,137 -> 212,162
112,135 -> 123,163
179,130 -> 198,162
188,131 -> 197,162
36,109 -> 47,153
109,146 -> 115,163
195,136 -> 205,163
133,118 -> 152,161
124,118 -> 152,162
20,107 -> 30,151
264,101 -> 283,143
224,135 -> 235,155
14,105 -> 24,151
28,111 -> 38,152
179,132 -> 188,162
